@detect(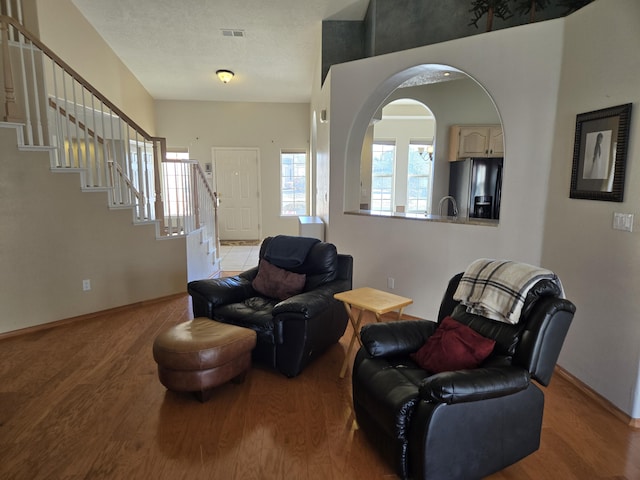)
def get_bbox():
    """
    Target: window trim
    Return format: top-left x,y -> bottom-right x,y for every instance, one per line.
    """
406,140 -> 434,214
371,141 -> 396,213
280,149 -> 309,217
